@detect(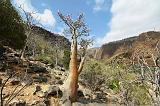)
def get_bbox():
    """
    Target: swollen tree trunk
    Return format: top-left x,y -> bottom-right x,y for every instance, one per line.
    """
57,12 -> 90,105
68,30 -> 78,102
62,30 -> 78,104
